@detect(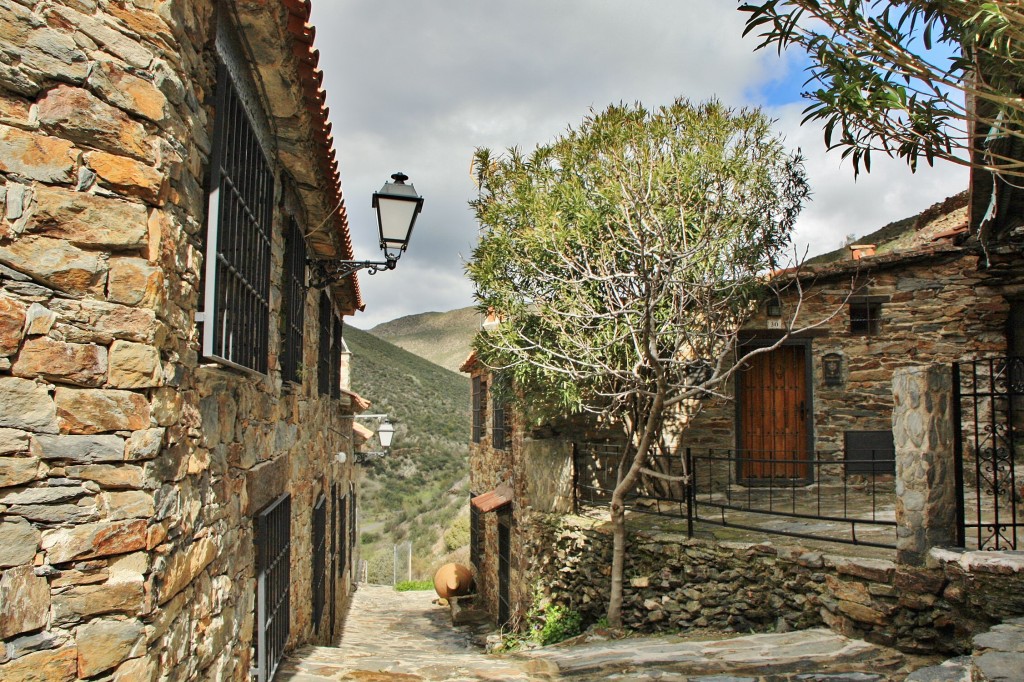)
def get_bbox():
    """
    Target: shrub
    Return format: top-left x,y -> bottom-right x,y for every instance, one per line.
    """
395,580 -> 434,592
443,515 -> 470,552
